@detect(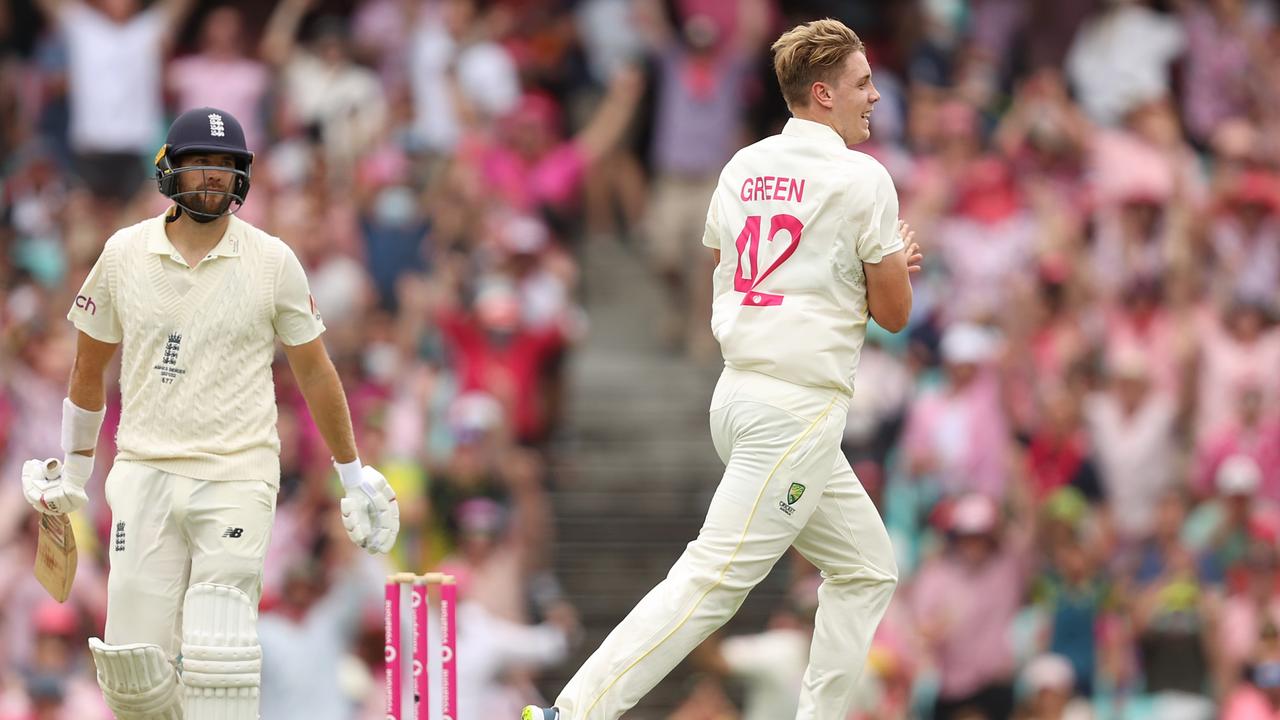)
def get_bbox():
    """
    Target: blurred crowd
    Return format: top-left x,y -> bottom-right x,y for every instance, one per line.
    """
1,0 -> 1280,718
